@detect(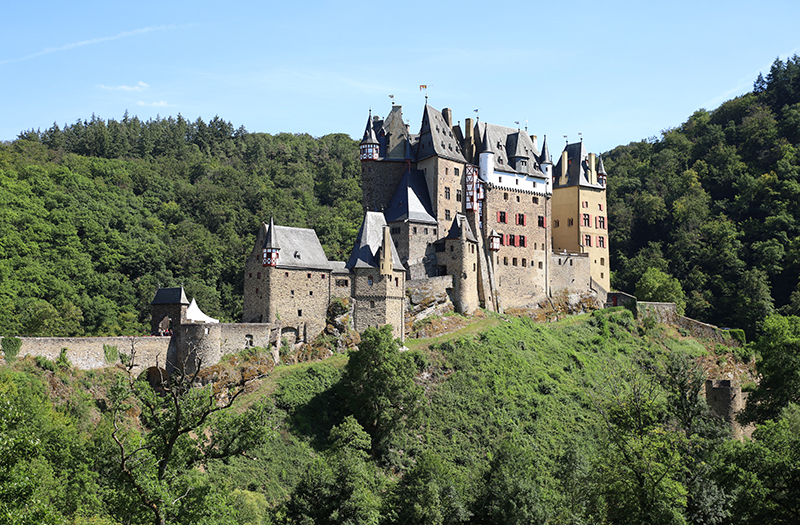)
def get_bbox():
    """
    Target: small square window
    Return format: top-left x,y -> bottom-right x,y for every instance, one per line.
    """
309,291 -> 313,296
285,272 -> 289,277
445,210 -> 451,220
298,309 -> 302,317
368,276 -> 374,285
257,272 -> 261,279
307,273 -> 311,278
